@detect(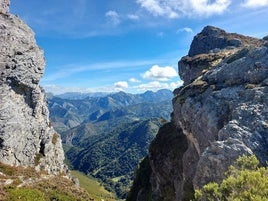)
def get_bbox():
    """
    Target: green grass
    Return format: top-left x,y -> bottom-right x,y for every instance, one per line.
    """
7,188 -> 45,201
71,171 -> 117,201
